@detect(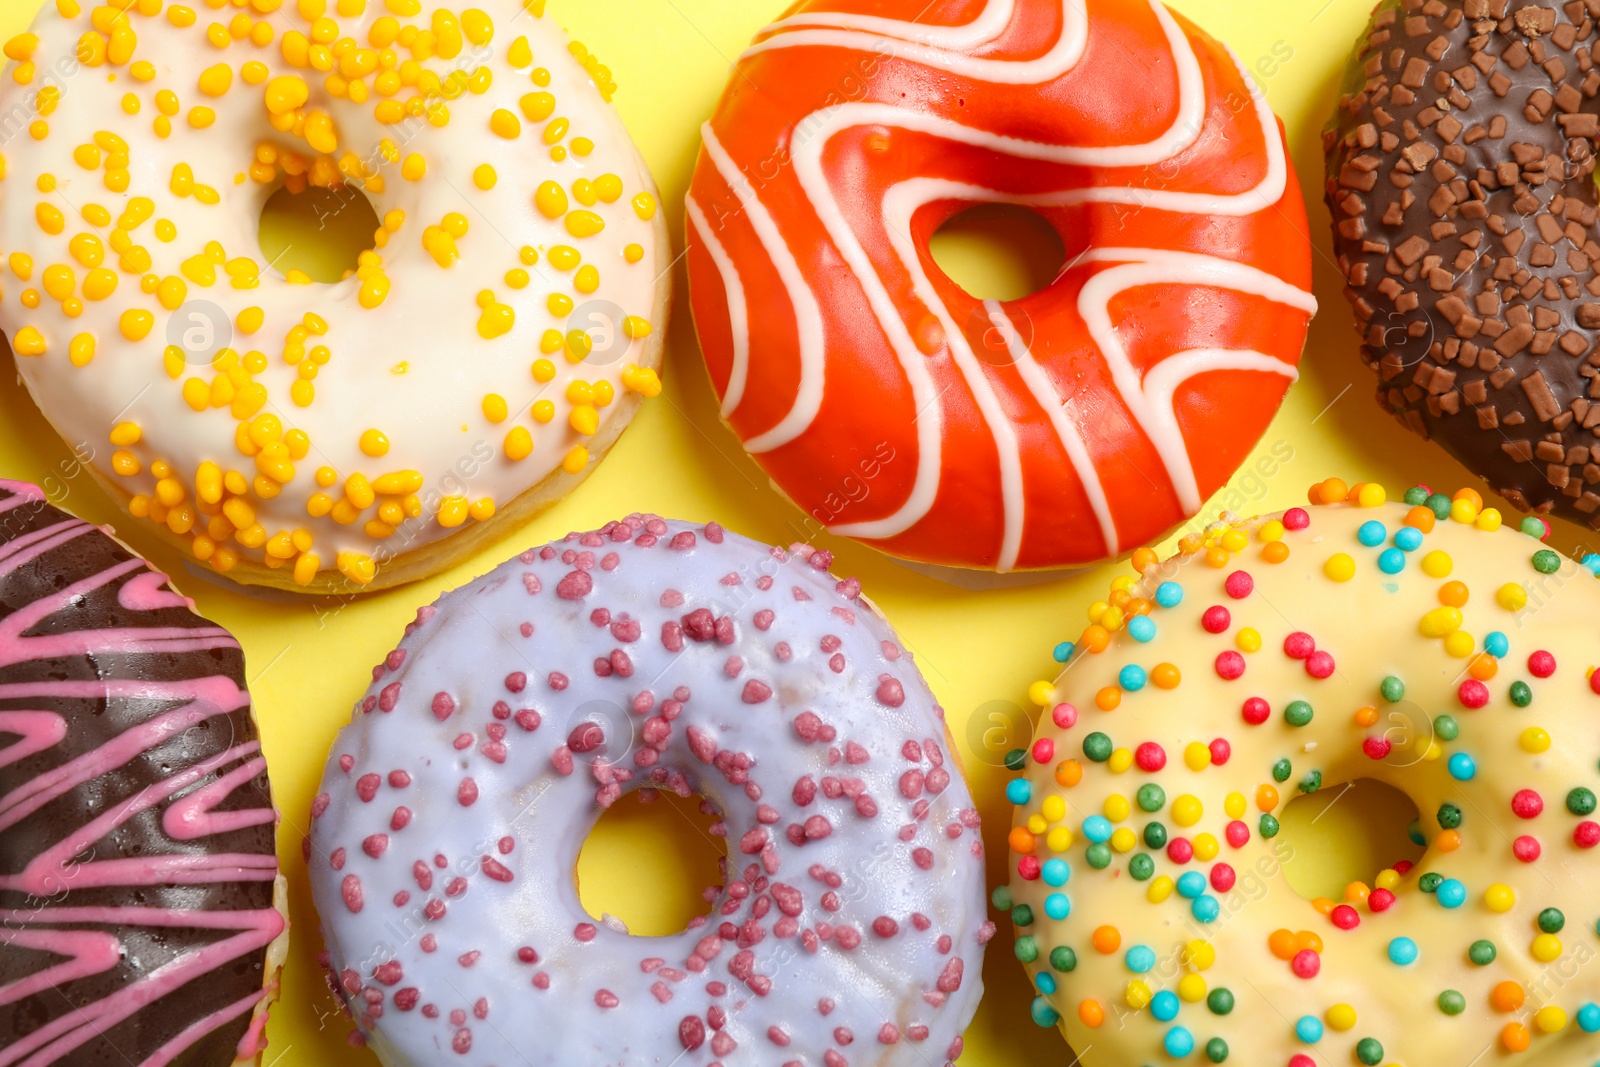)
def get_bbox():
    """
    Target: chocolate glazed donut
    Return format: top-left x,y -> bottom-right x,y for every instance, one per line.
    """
1326,0 -> 1600,523
0,481 -> 286,1066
